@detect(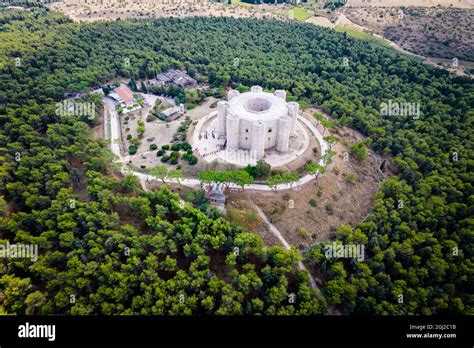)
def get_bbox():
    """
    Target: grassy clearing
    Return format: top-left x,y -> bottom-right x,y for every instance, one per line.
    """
289,7 -> 312,21
335,25 -> 391,48
233,0 -> 256,8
